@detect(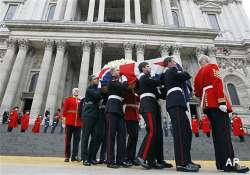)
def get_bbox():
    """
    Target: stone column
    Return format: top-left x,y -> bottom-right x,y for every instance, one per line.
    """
78,41 -> 91,97
0,40 -> 29,114
160,44 -> 169,57
172,45 -> 183,67
53,0 -> 67,20
124,42 -> 133,60
93,41 -> 104,74
162,0 -> 174,26
237,2 -> 250,32
45,41 -> 66,120
0,39 -> 17,104
125,0 -> 131,23
153,0 -> 164,25
179,0 -> 193,27
87,0 -> 96,22
136,43 -> 145,62
134,0 -> 142,24
98,0 -> 105,22
64,0 -> 78,20
30,40 -> 54,120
